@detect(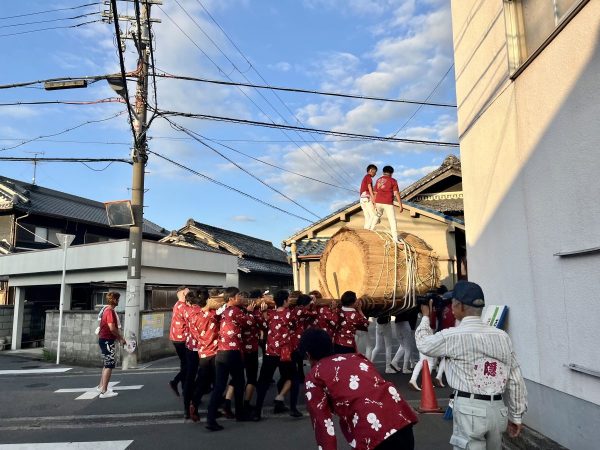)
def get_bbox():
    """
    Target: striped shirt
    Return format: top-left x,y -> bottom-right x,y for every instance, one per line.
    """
415,315 -> 527,423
